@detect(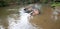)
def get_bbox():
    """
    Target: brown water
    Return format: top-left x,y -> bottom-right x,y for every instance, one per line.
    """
0,5 -> 60,29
